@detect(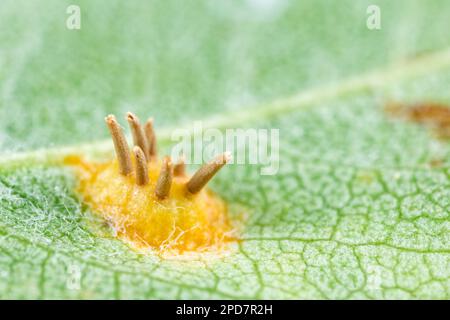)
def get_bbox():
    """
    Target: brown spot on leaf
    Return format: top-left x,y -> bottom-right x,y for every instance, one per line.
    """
429,158 -> 444,168
385,101 -> 450,139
